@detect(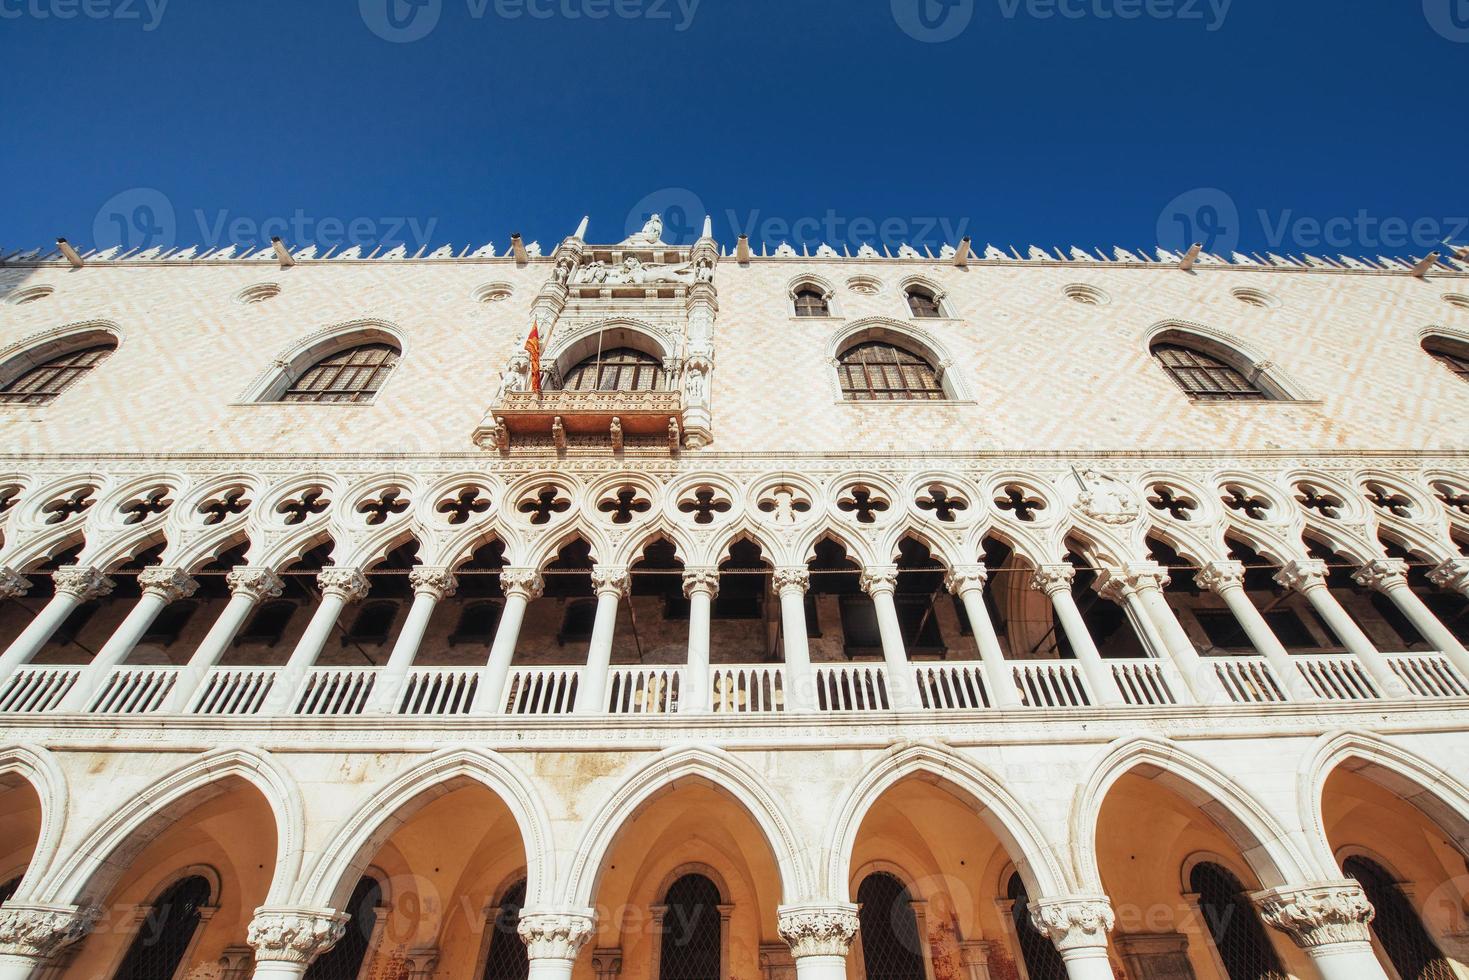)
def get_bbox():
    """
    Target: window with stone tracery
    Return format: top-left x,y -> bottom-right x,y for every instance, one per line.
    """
1150,341 -> 1272,401
1344,855 -> 1456,980
837,342 -> 945,401
905,285 -> 943,318
112,874 -> 212,980
482,879 -> 529,980
1007,873 -> 1067,980
304,876 -> 382,980
282,342 -> 399,403
558,347 -> 667,392
794,287 -> 830,317
1424,336 -> 1469,383
1189,862 -> 1288,980
856,872 -> 925,980
0,342 -> 116,405
659,874 -> 722,980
